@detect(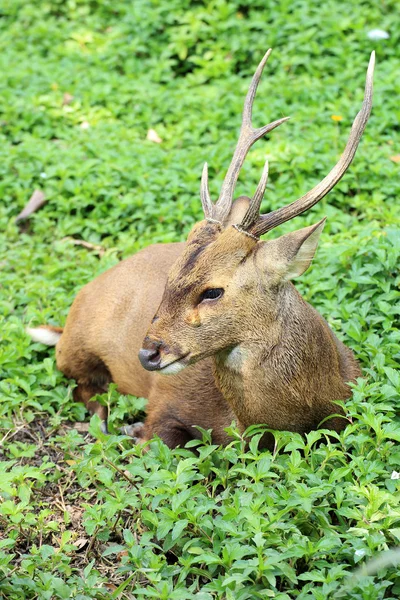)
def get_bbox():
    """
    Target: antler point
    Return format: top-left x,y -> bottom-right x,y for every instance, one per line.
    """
368,50 -> 376,76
